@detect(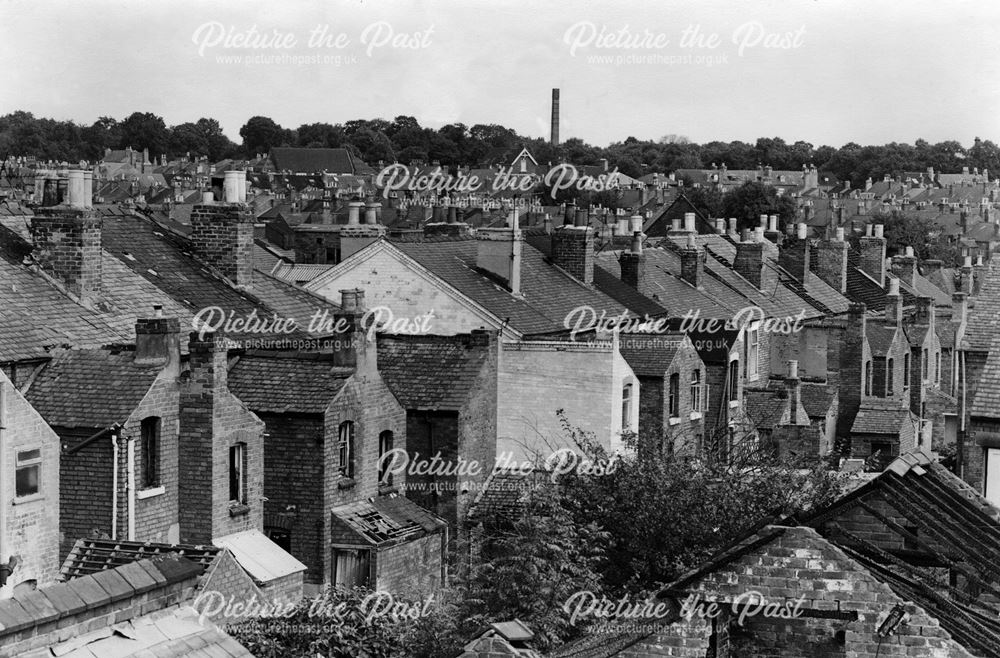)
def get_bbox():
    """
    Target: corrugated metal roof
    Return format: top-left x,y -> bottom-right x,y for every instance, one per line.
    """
213,529 -> 306,583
